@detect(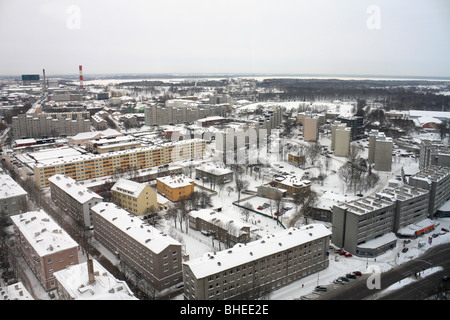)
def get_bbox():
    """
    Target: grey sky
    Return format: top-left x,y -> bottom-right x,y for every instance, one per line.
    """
0,0 -> 449,77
